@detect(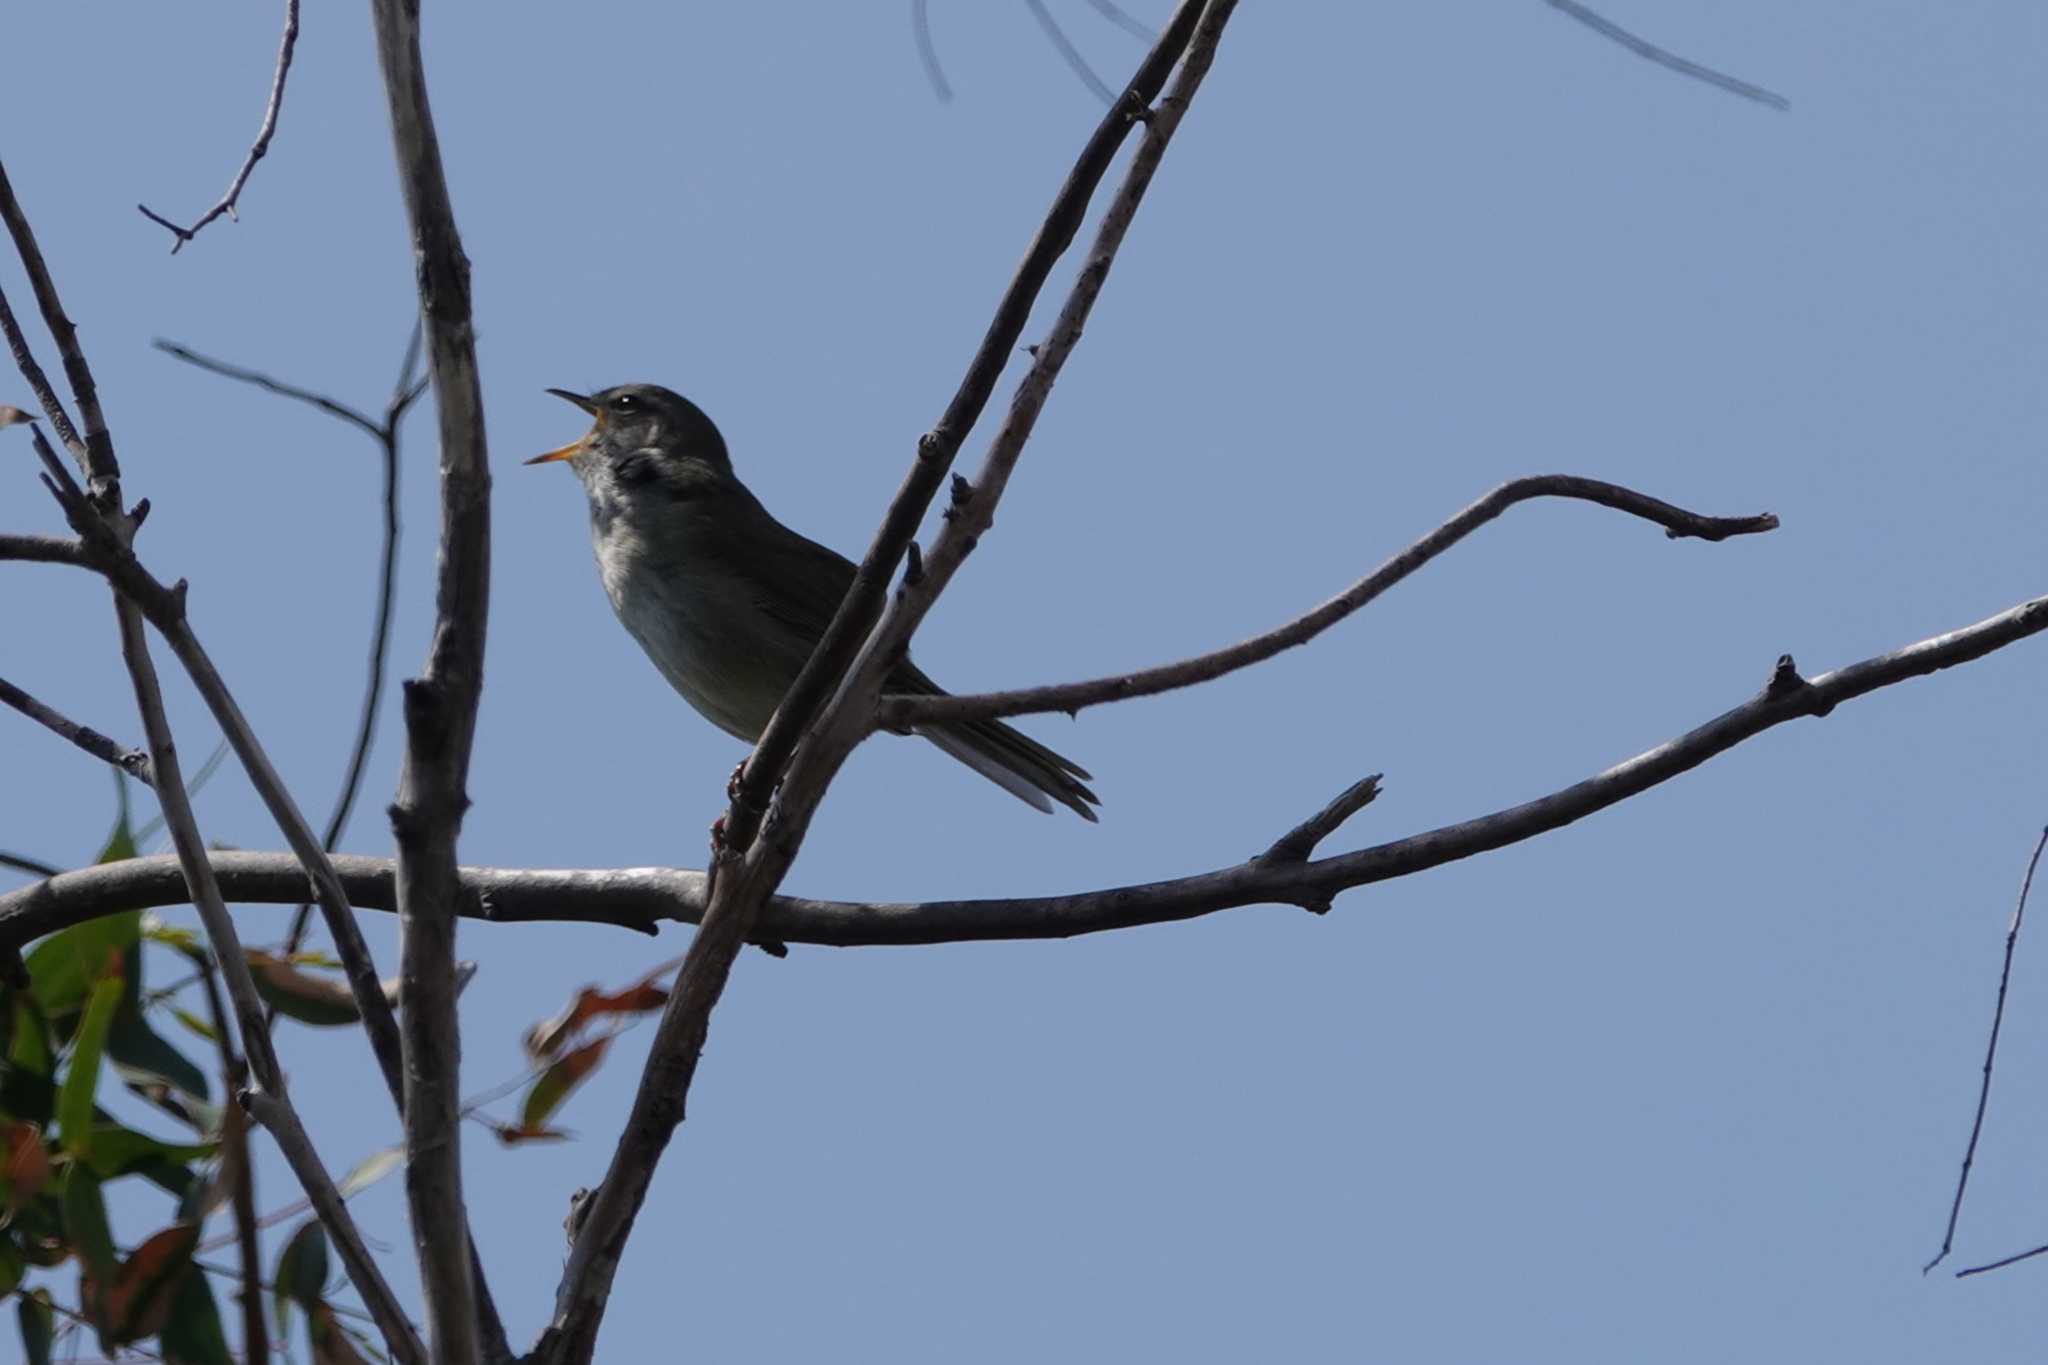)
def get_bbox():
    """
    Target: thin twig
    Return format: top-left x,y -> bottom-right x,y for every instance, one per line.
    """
1084,0 -> 1154,41
1258,776 -> 1383,867
0,673 -> 155,785
911,0 -> 953,101
154,329 -> 425,961
0,160 -> 120,498
137,0 -> 302,252
194,951 -> 269,1360
1542,0 -> 1790,111
1928,825 -> 2048,1274
8,591 -> 2046,954
882,476 -> 1779,727
0,850 -> 62,879
1025,0 -> 1118,103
